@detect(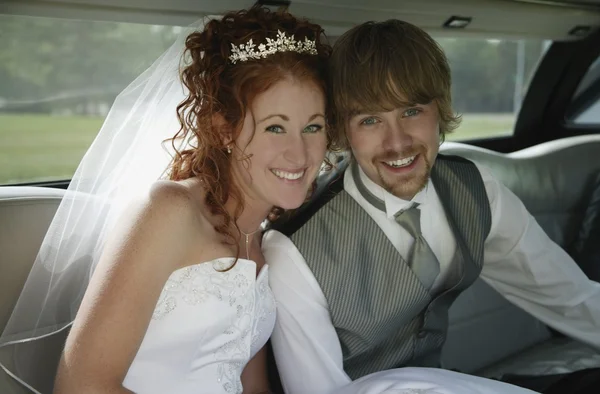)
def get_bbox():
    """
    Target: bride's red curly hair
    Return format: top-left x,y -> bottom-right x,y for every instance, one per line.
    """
166,5 -> 332,249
